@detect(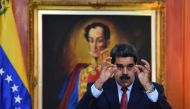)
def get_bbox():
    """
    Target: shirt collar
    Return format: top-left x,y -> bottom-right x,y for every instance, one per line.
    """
115,78 -> 134,92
